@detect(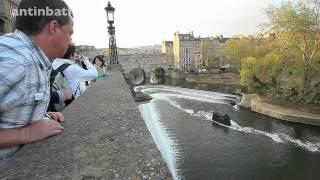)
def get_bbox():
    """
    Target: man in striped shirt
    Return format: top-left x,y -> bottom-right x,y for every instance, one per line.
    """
0,0 -> 74,161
